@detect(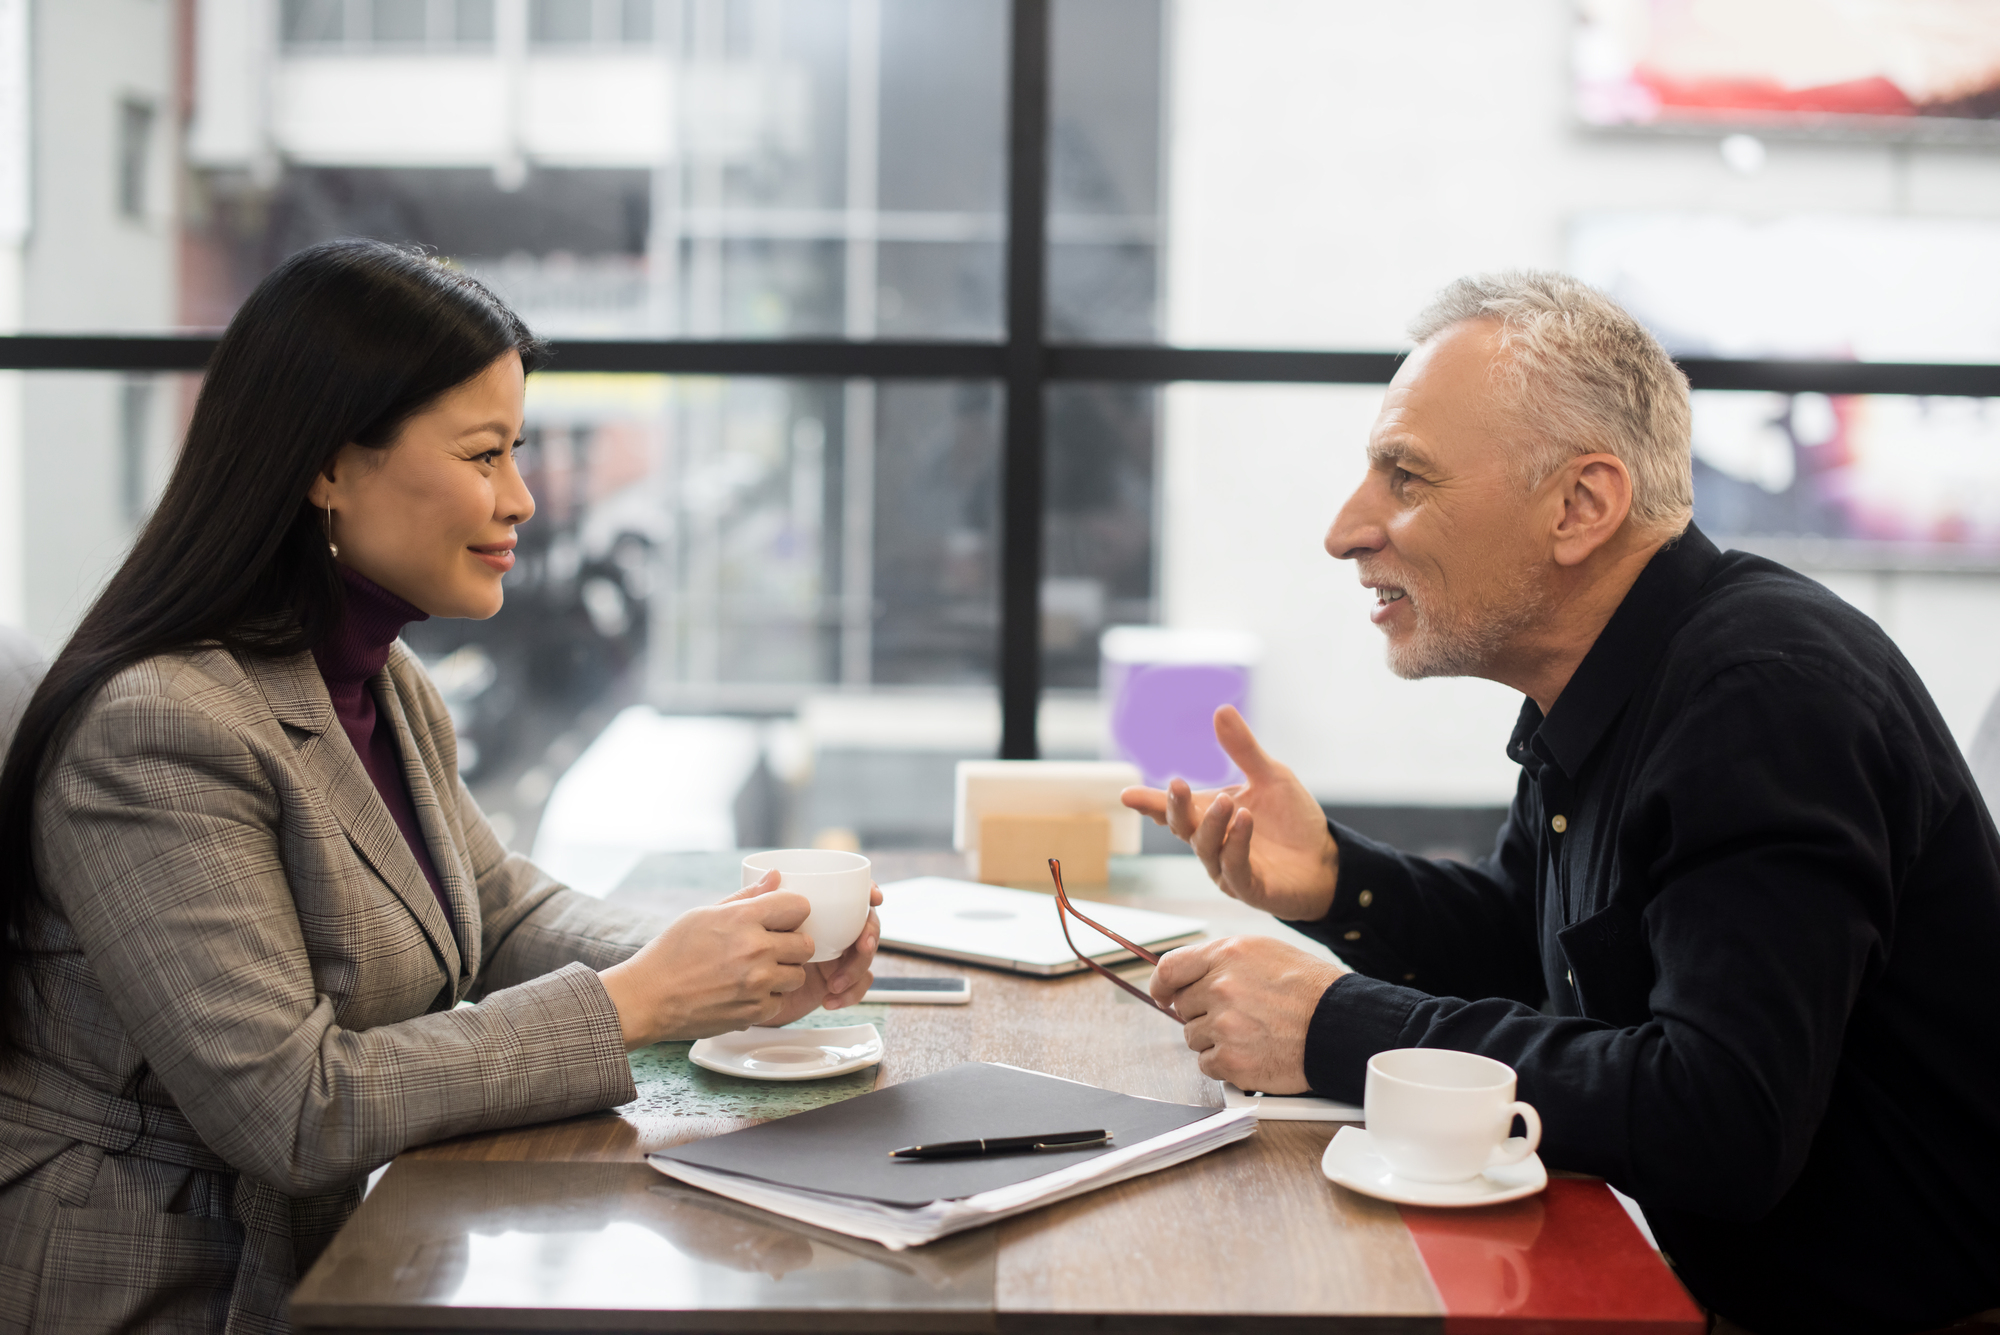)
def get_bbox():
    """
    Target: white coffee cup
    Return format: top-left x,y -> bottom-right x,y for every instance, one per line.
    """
1364,1048 -> 1542,1184
740,849 -> 873,964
